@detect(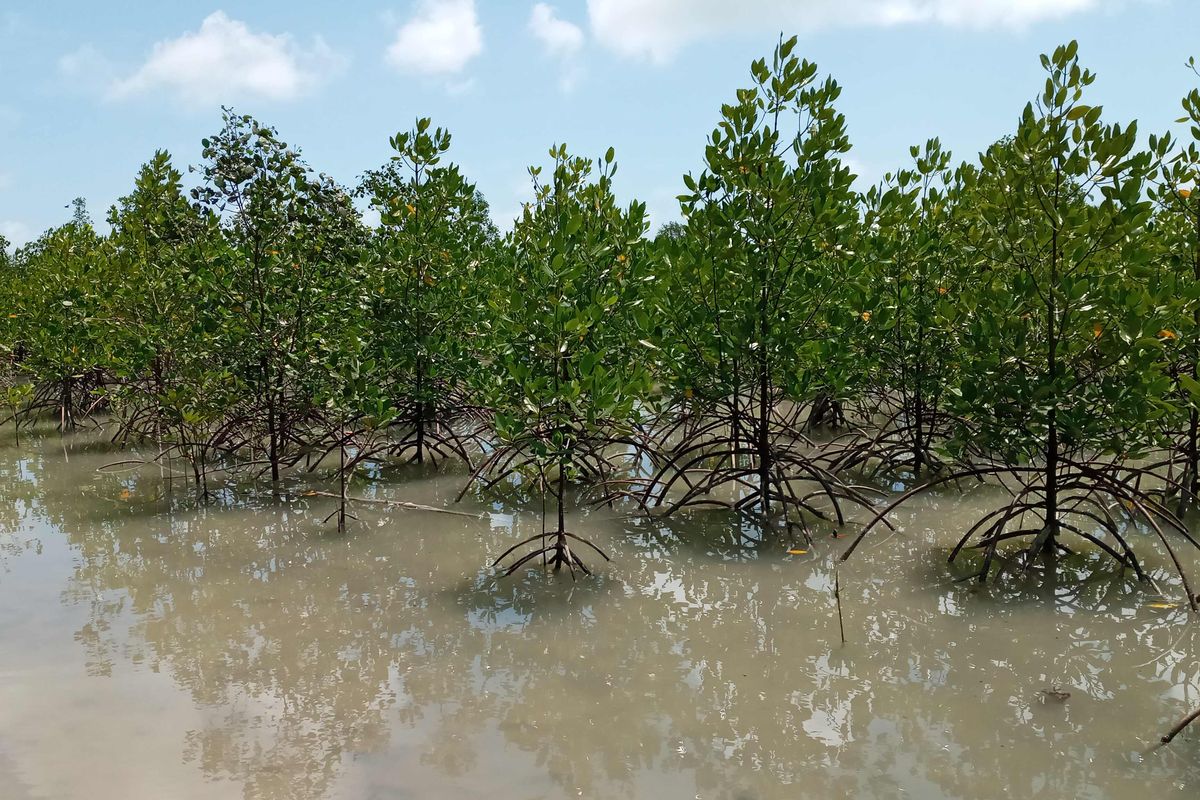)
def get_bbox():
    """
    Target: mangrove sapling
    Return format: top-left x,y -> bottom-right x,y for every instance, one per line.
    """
841,42 -> 1200,606
1145,75 -> 1200,515
472,144 -> 654,577
355,118 -> 498,468
191,110 -> 365,484
314,314 -> 384,533
638,37 -> 879,542
323,406 -> 357,534
5,201 -> 108,431
2,383 -> 32,446
0,243 -> 36,445
835,140 -> 968,481
98,151 -> 227,488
